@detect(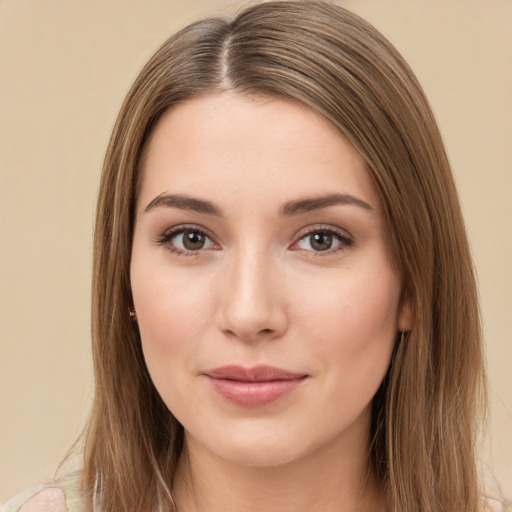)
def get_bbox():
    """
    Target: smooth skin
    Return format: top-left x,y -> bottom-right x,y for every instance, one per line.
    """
130,93 -> 413,512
